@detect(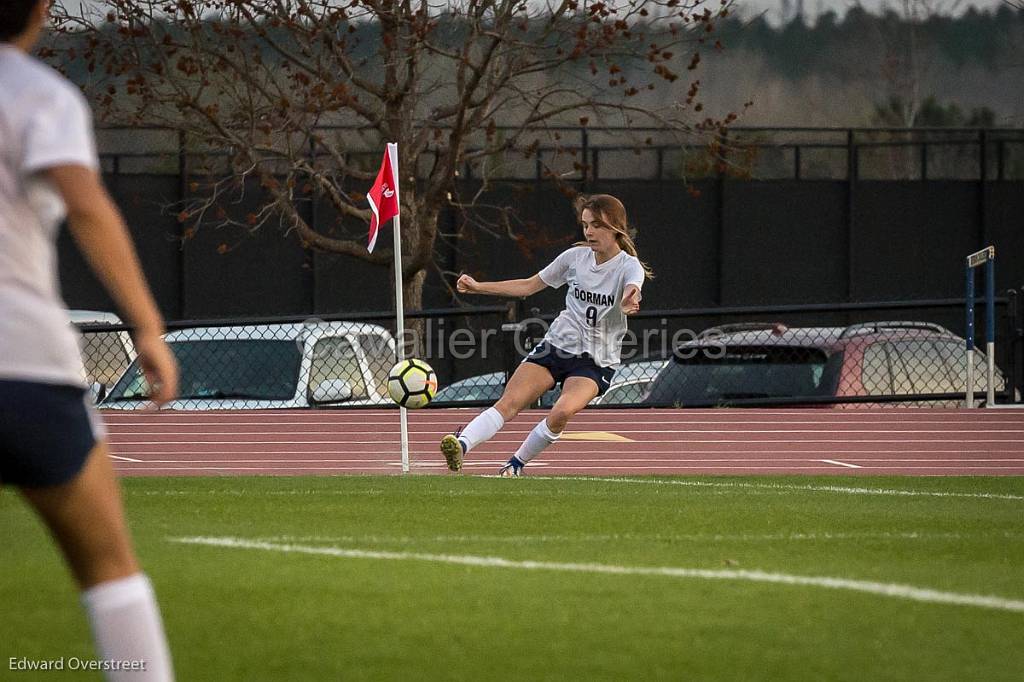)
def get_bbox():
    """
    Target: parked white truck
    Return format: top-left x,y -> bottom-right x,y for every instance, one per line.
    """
100,321 -> 396,410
